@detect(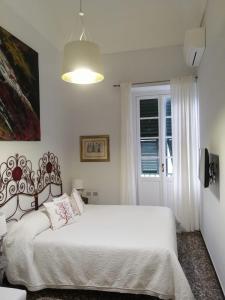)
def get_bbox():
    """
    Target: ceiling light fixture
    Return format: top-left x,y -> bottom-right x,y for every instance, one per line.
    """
61,0 -> 104,85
